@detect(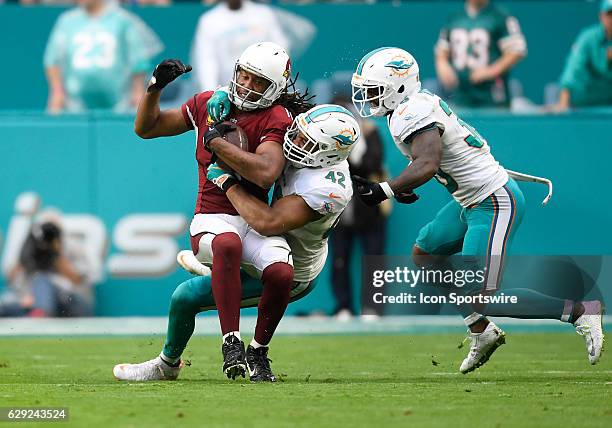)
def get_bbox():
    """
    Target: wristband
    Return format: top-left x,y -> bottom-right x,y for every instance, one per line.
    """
379,182 -> 395,199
